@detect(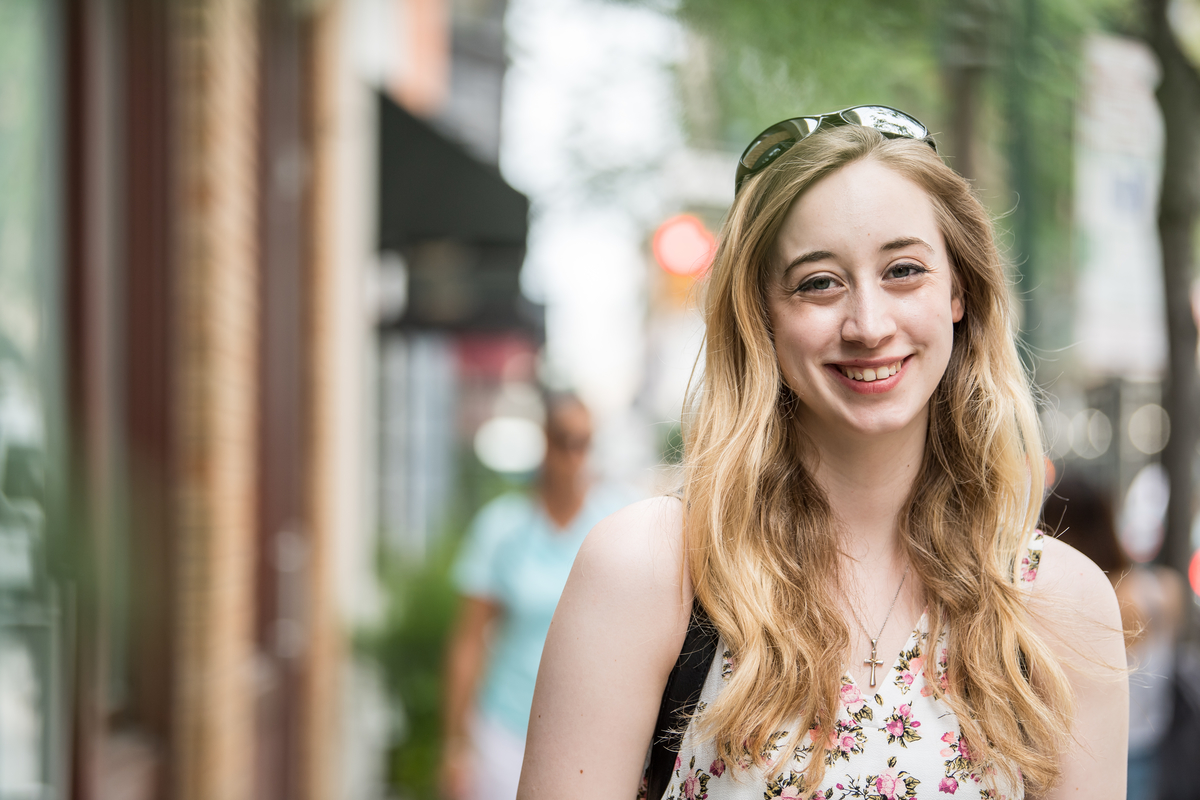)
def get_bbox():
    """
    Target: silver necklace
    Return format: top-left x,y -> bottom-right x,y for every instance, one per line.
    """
845,564 -> 910,688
